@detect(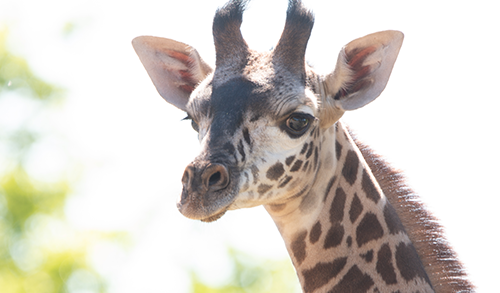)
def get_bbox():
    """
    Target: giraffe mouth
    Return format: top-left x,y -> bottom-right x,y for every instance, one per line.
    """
177,158 -> 240,222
